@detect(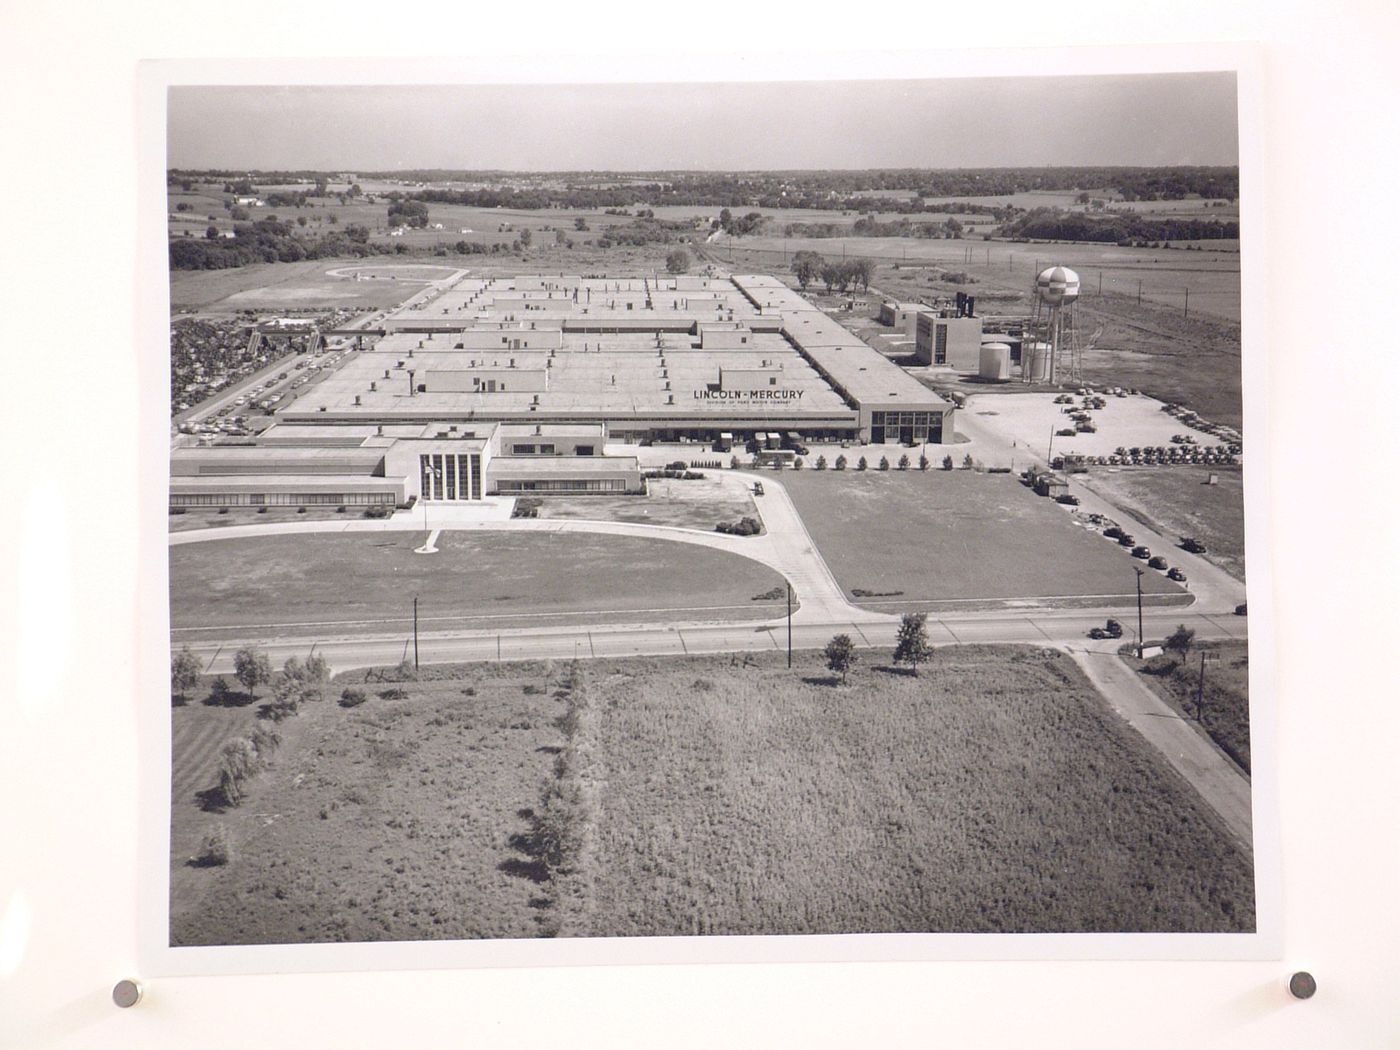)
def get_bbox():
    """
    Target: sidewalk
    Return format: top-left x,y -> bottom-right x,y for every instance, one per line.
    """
1070,646 -> 1253,856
